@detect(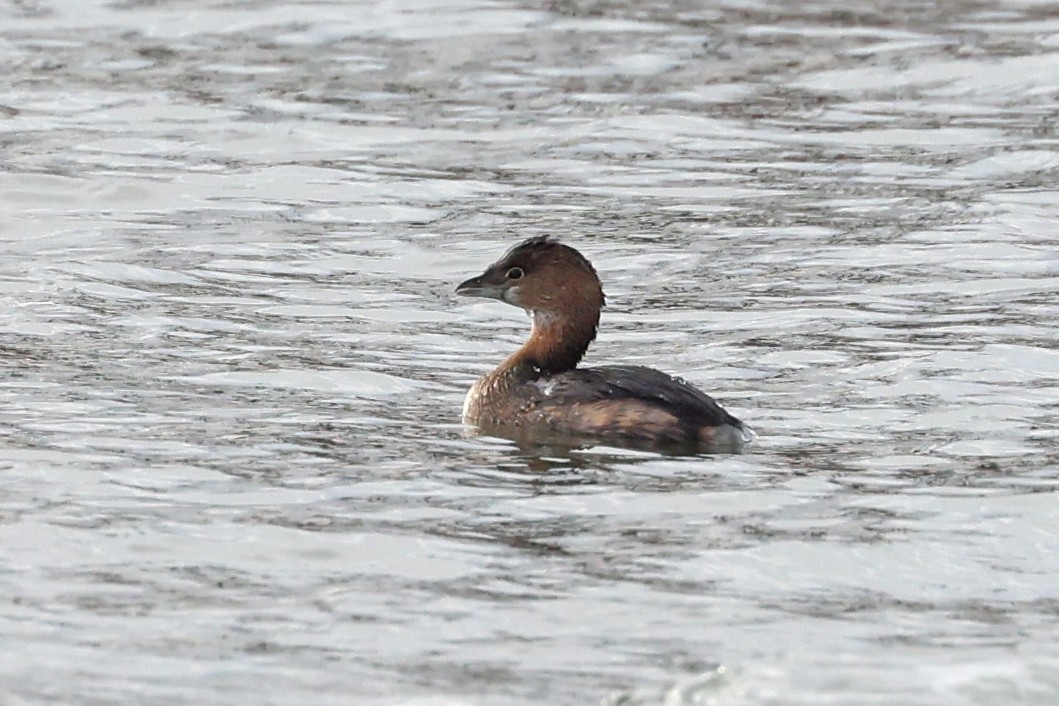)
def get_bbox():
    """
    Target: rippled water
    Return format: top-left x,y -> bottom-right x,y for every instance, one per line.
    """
2,1 -> 1058,704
